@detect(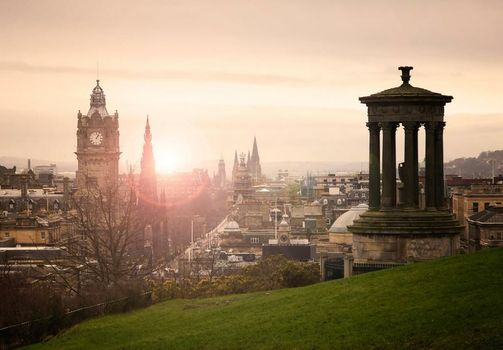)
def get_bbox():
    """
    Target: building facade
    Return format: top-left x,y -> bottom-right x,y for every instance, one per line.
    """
451,184 -> 503,242
467,206 -> 503,250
